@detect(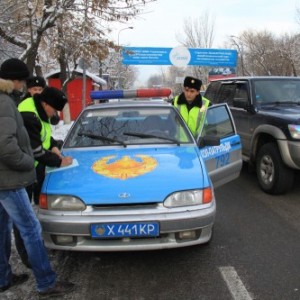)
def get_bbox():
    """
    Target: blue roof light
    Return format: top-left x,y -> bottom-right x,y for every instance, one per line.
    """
90,88 -> 172,100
